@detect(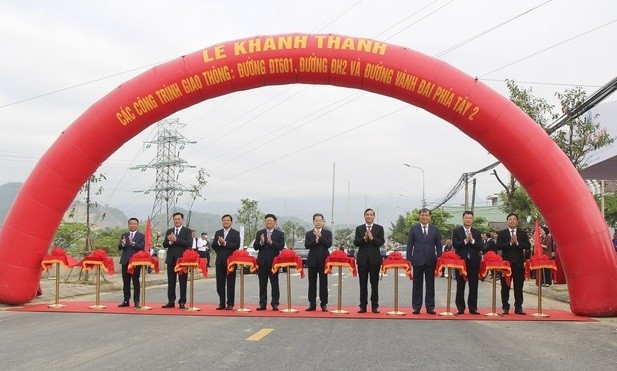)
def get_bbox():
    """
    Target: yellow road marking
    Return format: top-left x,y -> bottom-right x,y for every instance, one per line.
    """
246,328 -> 274,341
